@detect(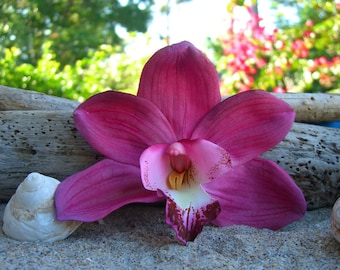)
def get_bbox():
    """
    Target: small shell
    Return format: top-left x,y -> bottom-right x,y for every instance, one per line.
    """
331,197 -> 340,243
2,172 -> 81,242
